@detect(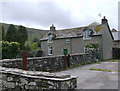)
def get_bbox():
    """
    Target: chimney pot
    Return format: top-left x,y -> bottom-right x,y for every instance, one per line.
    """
102,16 -> 108,25
50,24 -> 56,32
